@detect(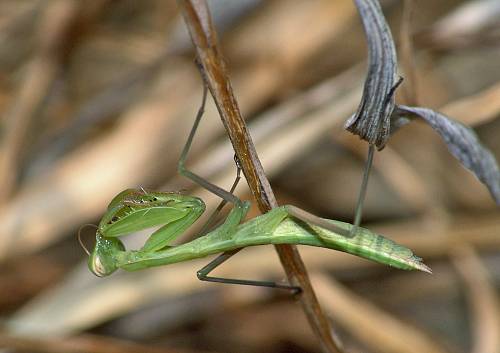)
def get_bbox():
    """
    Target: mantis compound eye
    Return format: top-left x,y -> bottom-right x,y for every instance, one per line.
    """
90,254 -> 111,277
